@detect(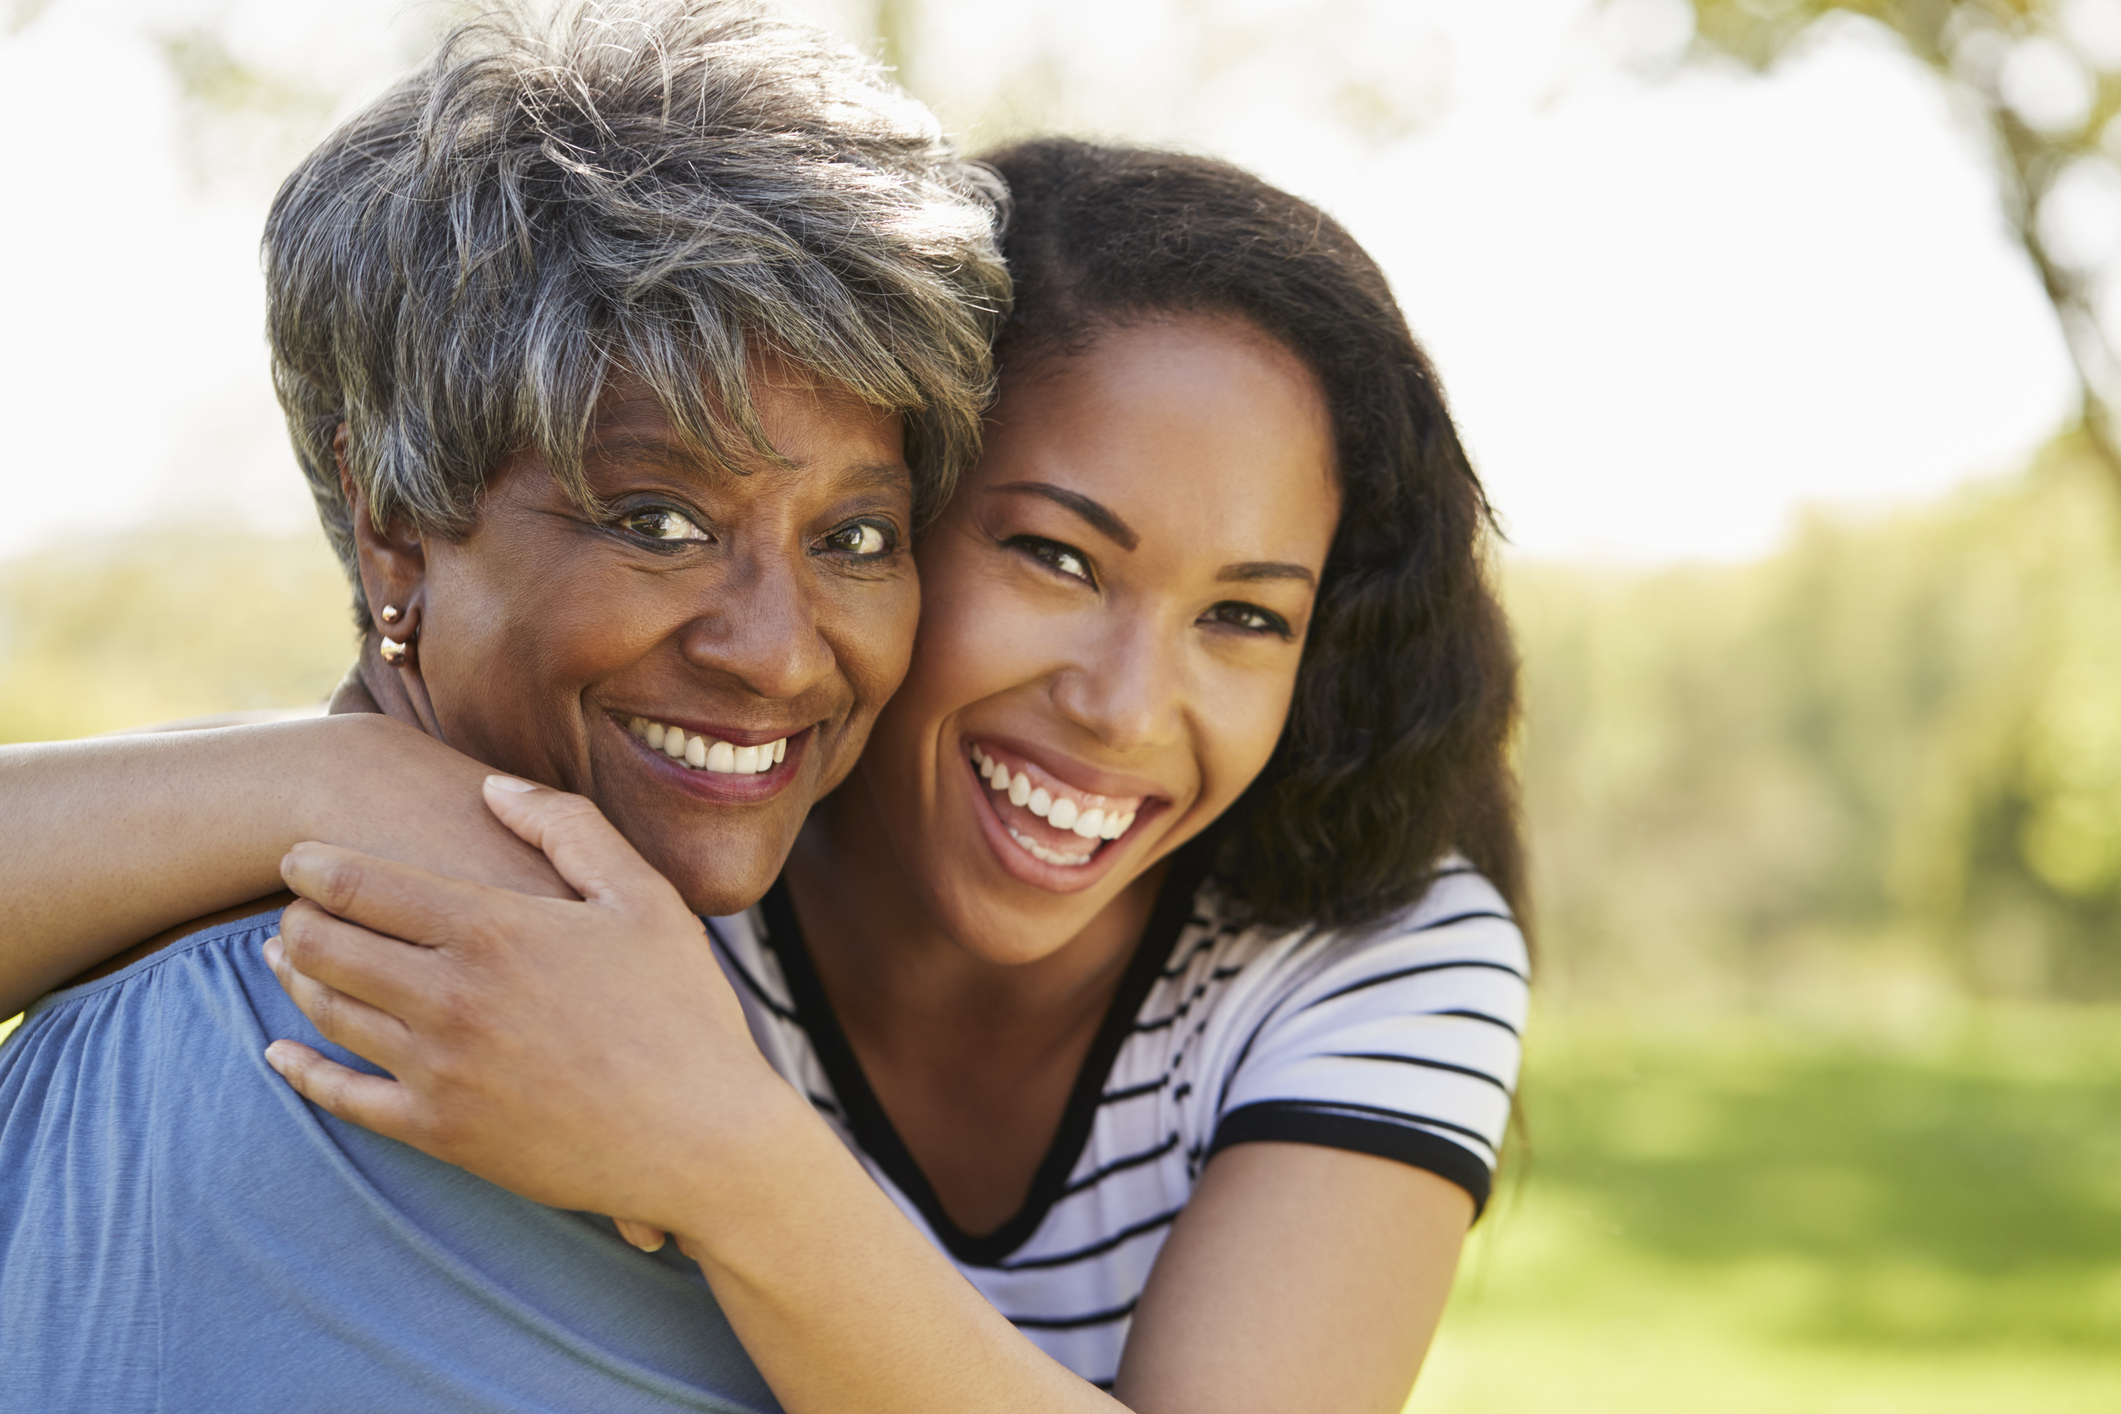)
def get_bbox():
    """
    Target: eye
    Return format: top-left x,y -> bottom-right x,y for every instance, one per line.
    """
1201,601 -> 1294,639
621,506 -> 710,543
1007,535 -> 1096,588
818,519 -> 898,557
